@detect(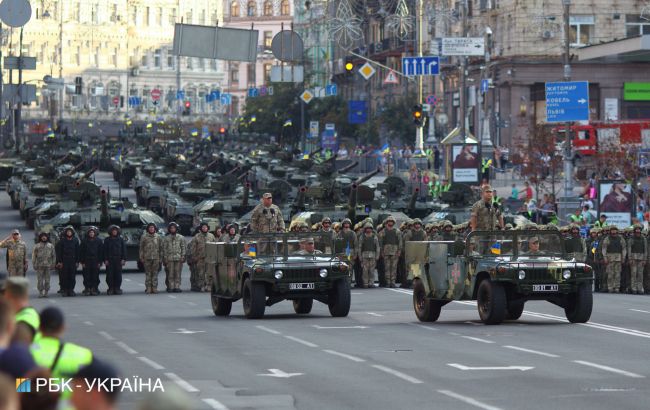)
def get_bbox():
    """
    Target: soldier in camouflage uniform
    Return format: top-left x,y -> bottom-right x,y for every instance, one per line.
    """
469,185 -> 504,232
336,218 -> 358,284
358,223 -> 380,288
192,221 -> 216,292
32,232 -> 56,297
601,225 -> 626,293
626,224 -> 646,294
565,224 -> 587,263
439,221 -> 456,241
646,230 -> 650,294
139,222 -> 163,294
223,224 -> 241,243
186,226 -> 201,292
163,222 -> 186,293
316,217 -> 335,253
378,216 -> 402,288
401,218 -> 427,288
250,192 -> 285,233
1,229 -> 28,277
585,228 -> 600,291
